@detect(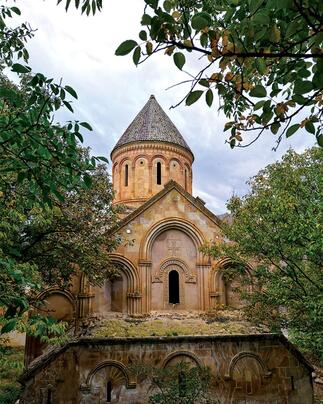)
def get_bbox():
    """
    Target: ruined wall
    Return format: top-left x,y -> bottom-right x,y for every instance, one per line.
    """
20,335 -> 313,404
